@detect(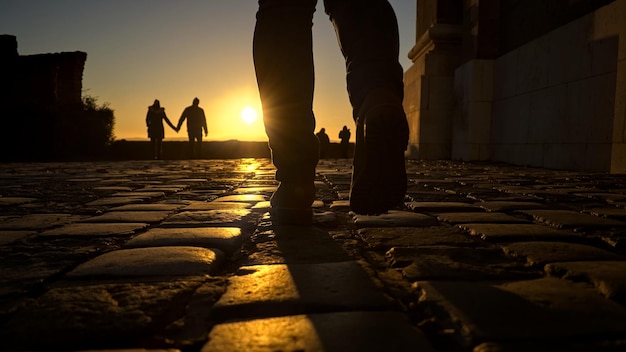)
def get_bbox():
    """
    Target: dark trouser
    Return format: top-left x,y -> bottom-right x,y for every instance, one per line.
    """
151,138 -> 163,159
188,131 -> 202,158
253,0 -> 404,183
